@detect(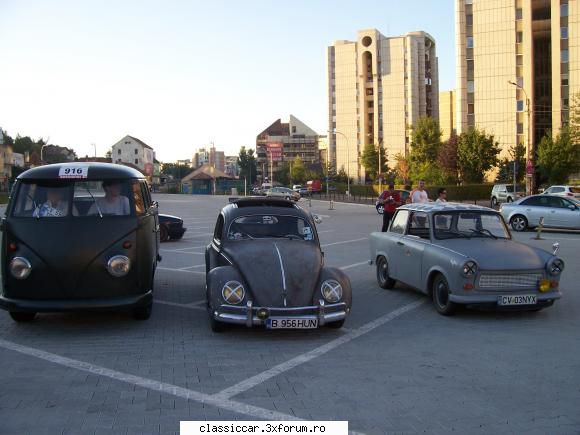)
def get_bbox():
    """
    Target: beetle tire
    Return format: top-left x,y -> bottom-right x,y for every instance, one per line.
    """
326,319 -> 345,329
160,224 -> 169,242
432,274 -> 457,316
376,256 -> 396,289
132,303 -> 152,320
9,312 -> 37,322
